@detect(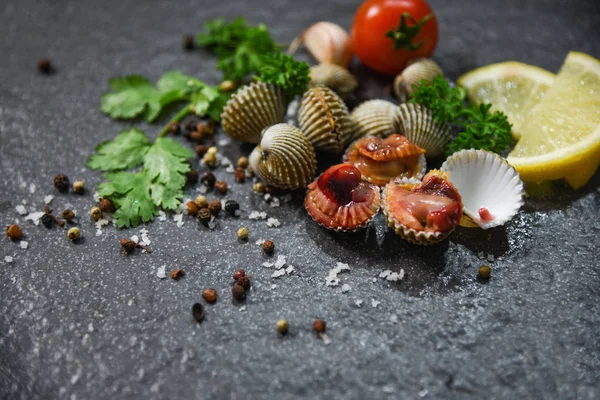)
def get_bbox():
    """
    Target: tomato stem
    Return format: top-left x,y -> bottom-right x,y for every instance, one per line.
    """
386,13 -> 432,51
